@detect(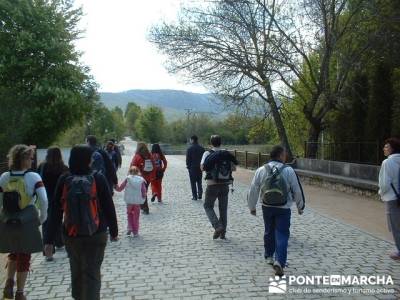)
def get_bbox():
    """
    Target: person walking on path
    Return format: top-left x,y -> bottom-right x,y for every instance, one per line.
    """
37,147 -> 68,261
130,143 -> 155,214
378,137 -> 400,261
115,166 -> 147,237
248,145 -> 305,276
0,145 -> 48,300
150,143 -> 167,203
105,141 -> 119,172
201,135 -> 238,240
44,145 -> 119,300
186,135 -> 205,201
86,135 -> 118,195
